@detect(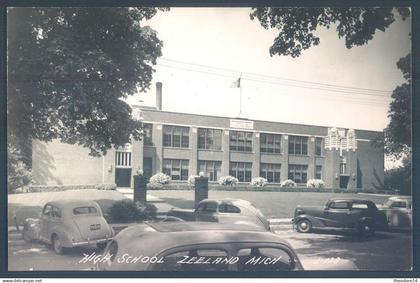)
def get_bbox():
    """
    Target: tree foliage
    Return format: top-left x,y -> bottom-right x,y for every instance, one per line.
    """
7,143 -> 32,193
250,7 -> 409,57
8,8 -> 166,157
